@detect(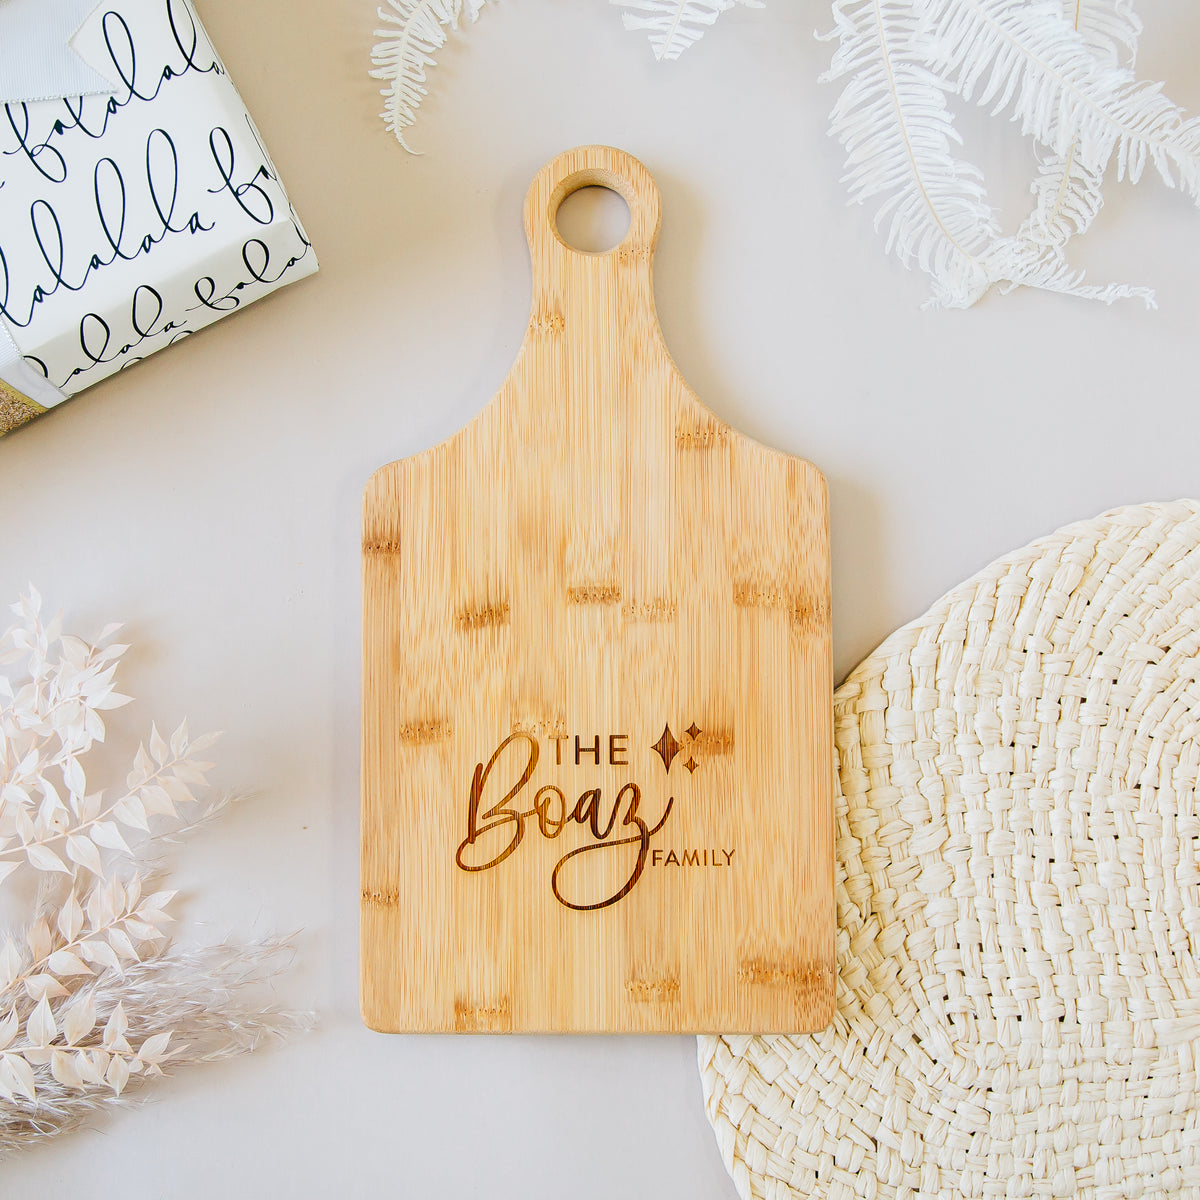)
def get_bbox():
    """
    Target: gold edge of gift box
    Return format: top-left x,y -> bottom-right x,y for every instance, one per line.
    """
0,380 -> 48,437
